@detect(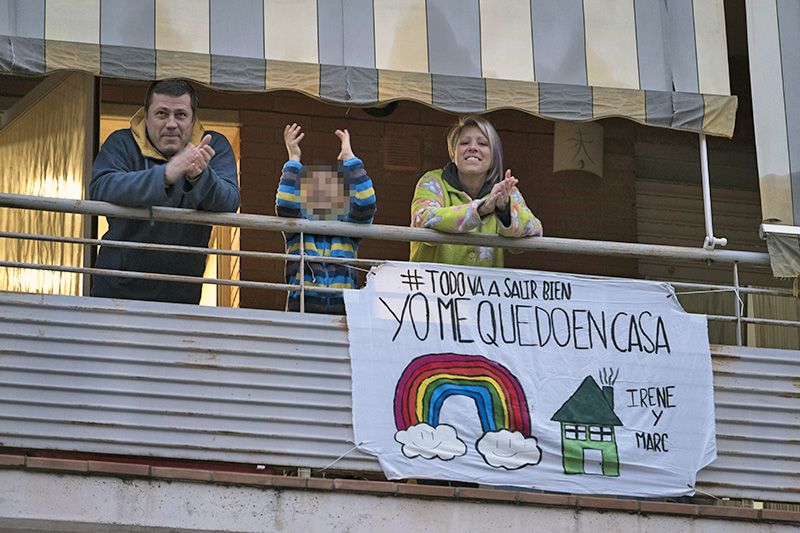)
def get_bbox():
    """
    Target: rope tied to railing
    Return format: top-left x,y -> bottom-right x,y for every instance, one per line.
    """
315,441 -> 365,473
673,288 -> 745,319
